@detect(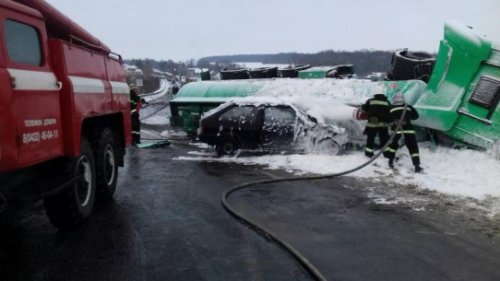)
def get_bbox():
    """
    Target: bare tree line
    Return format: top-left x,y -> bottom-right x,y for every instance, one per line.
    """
125,49 -> 396,85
